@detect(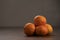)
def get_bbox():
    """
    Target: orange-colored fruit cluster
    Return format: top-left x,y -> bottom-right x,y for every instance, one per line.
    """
24,15 -> 53,36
